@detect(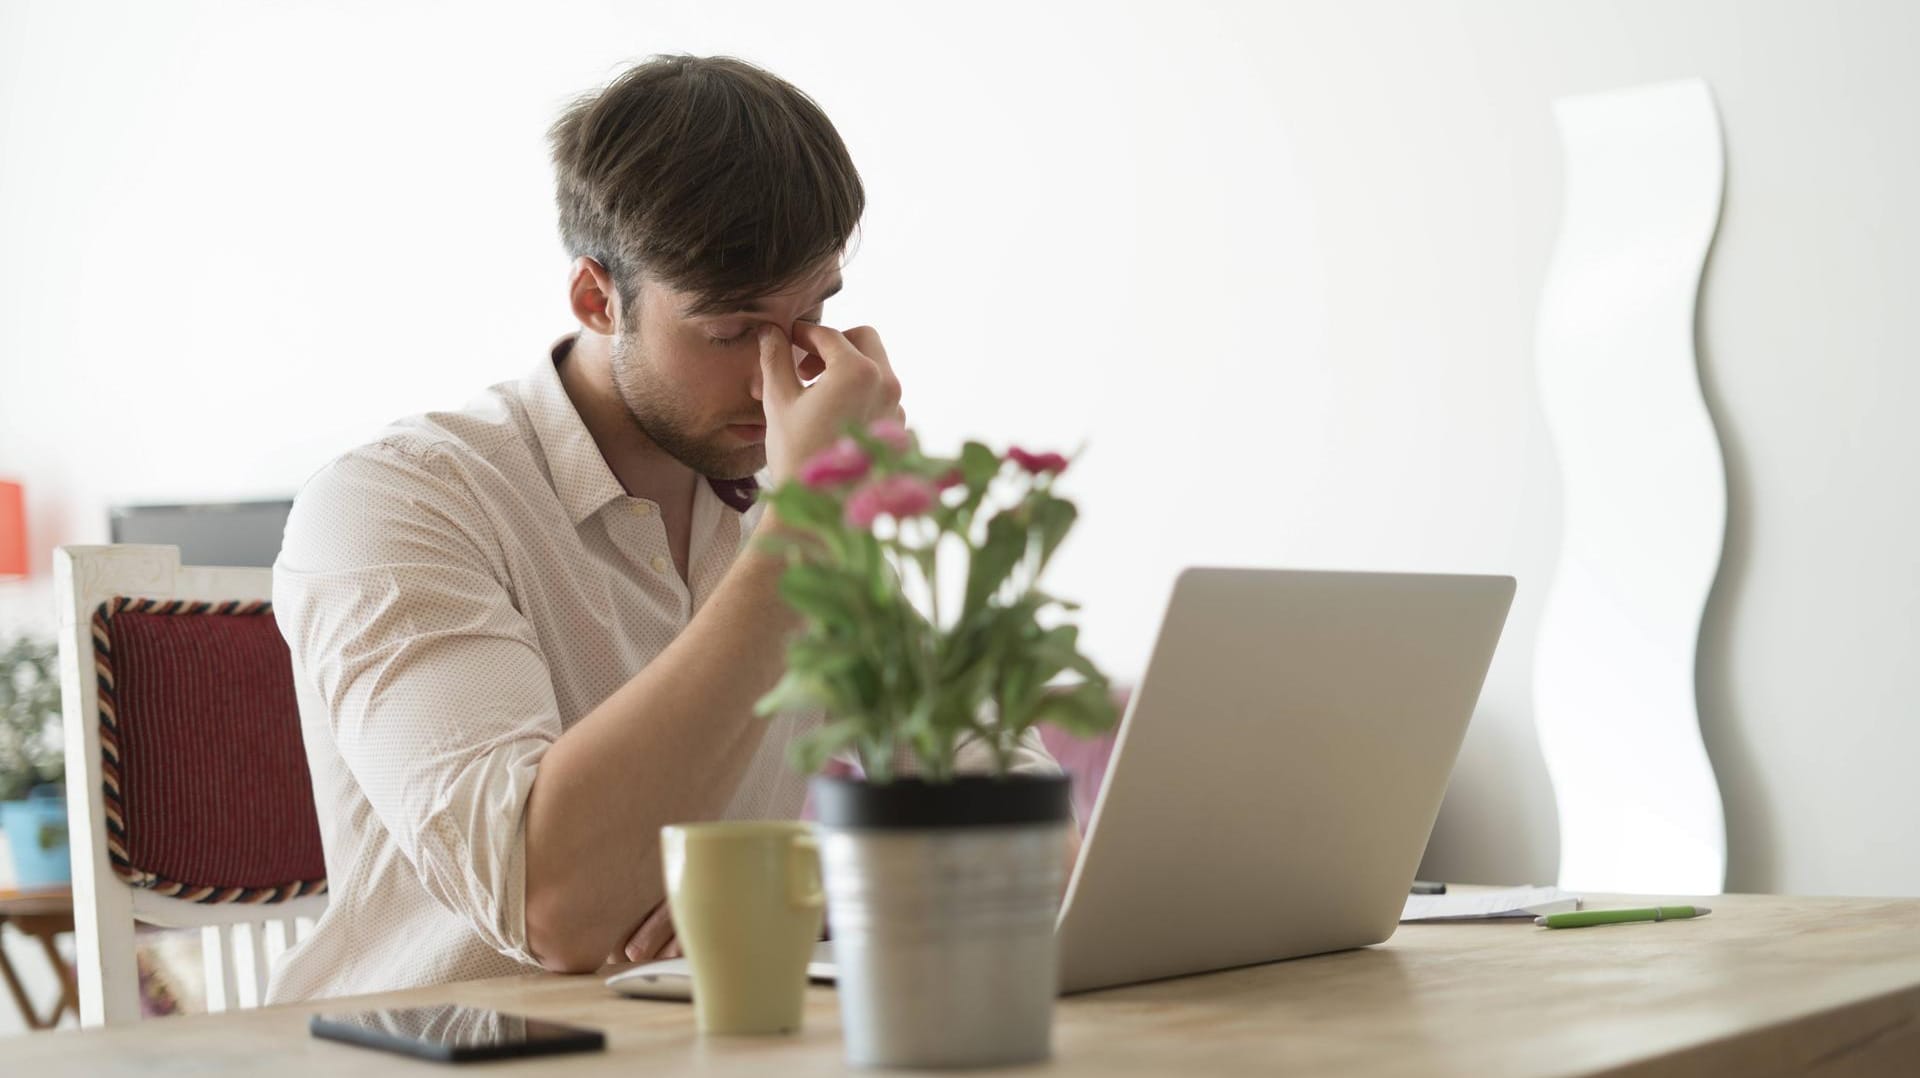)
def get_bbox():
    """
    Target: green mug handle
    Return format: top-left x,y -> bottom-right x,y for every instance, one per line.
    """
789,834 -> 824,911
